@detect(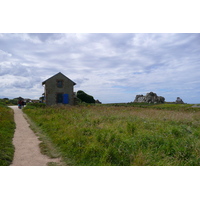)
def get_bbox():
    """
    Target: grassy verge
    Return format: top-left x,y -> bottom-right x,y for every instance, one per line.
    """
23,111 -> 62,161
0,104 -> 15,166
23,103 -> 200,166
